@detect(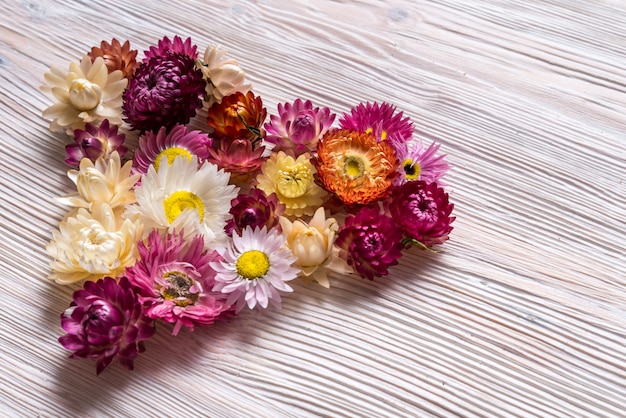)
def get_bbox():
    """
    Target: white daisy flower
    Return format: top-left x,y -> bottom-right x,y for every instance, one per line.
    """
125,155 -> 238,248
210,226 -> 298,312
